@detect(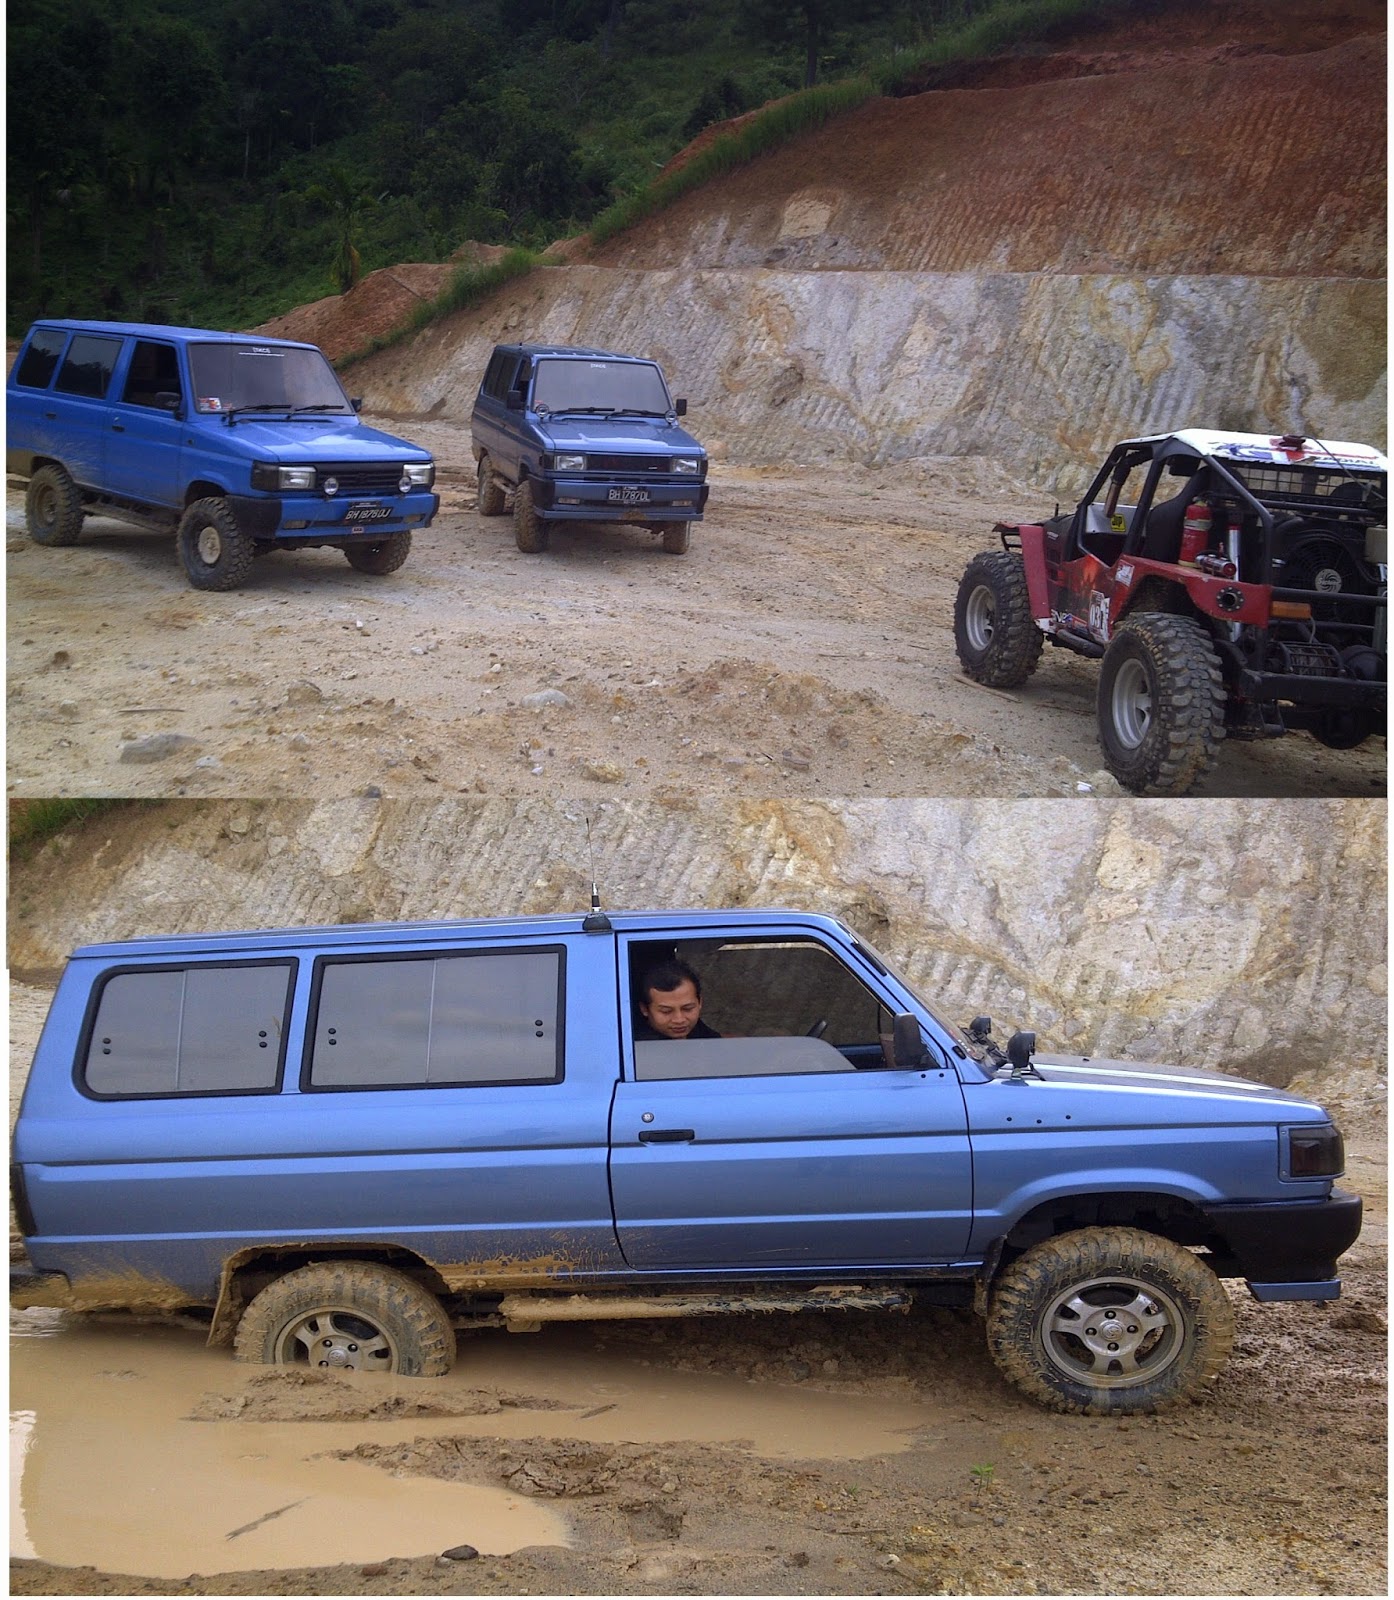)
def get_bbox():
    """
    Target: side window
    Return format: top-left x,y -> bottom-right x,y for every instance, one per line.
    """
15,329 -> 68,390
482,352 -> 508,399
53,334 -> 123,400
629,937 -> 891,1082
513,357 -> 531,397
83,963 -> 293,1097
120,341 -> 182,409
308,947 -> 563,1089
